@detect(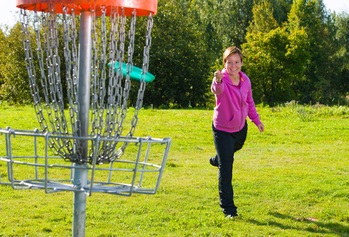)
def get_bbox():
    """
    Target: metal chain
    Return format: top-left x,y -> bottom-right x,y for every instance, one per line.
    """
100,8 -> 124,163
105,9 -> 124,141
116,9 -> 136,139
115,13 -> 154,159
21,6 -> 153,164
21,8 -> 73,161
105,7 -> 121,137
20,9 -> 48,132
95,9 -> 129,162
90,6 -> 114,164
131,13 -> 154,128
90,7 -> 102,137
90,8 -> 138,163
62,6 -> 81,162
44,7 -> 66,133
32,10 -> 61,153
130,13 -> 154,130
63,6 -> 79,136
44,6 -> 76,161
